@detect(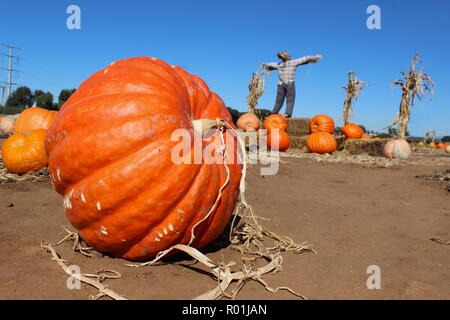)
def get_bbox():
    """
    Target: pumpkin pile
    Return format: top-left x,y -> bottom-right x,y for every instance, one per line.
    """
263,114 -> 290,151
306,114 -> 337,154
45,57 -> 242,261
1,107 -> 58,174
